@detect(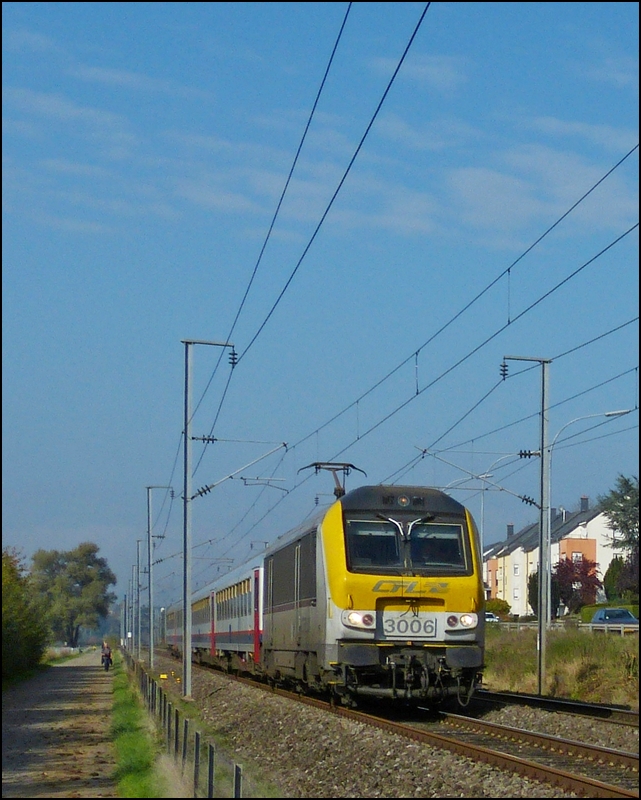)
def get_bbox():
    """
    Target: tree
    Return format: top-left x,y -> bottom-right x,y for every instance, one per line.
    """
598,475 -> 639,550
603,556 -> 624,601
553,557 -> 602,614
598,475 -> 639,603
2,548 -> 50,678
30,542 -> 117,648
616,546 -> 639,602
527,569 -> 561,618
